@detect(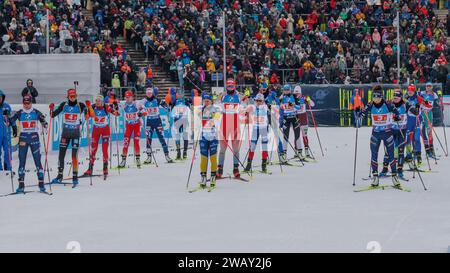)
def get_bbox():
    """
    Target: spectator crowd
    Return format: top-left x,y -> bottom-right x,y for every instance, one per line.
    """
2,0 -> 450,95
